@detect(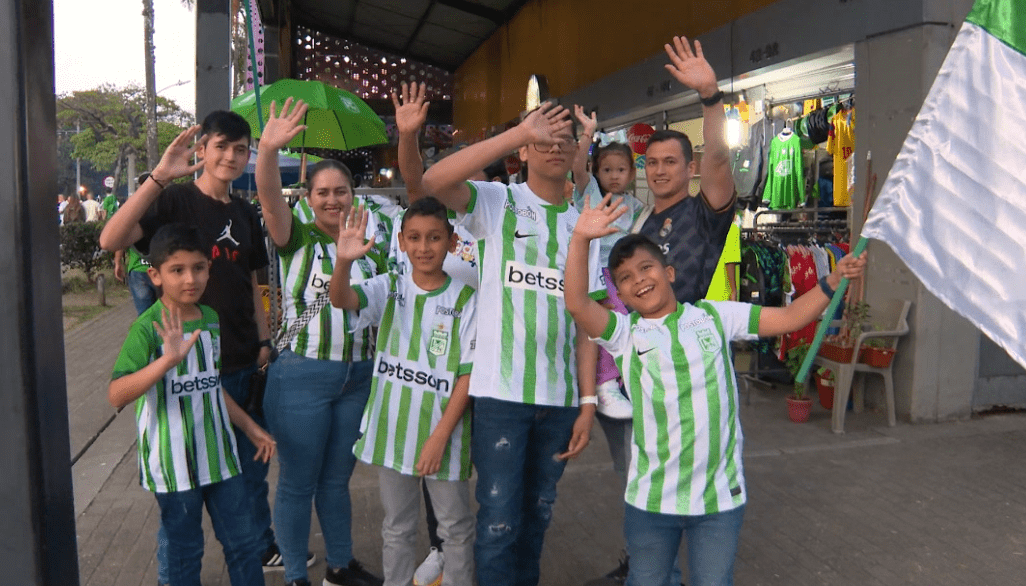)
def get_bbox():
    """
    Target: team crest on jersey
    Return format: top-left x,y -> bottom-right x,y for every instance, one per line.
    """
429,326 -> 449,356
696,328 -> 720,353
